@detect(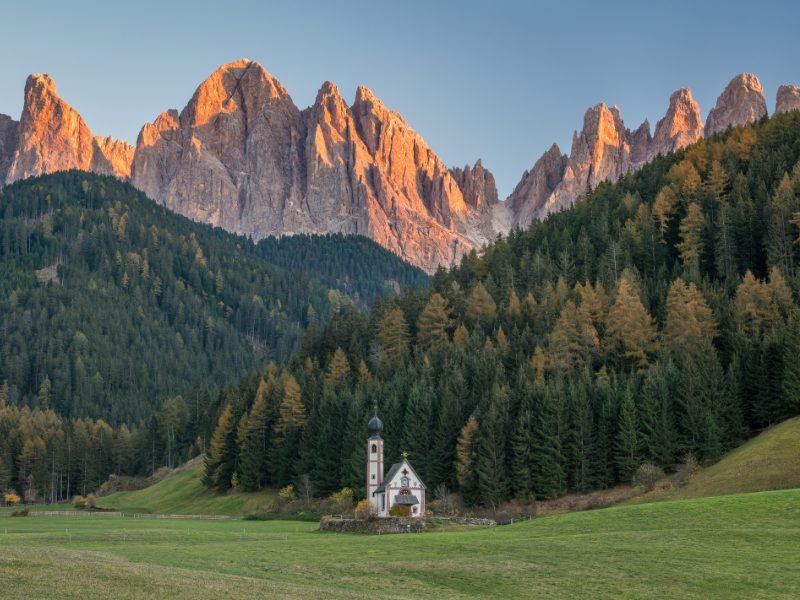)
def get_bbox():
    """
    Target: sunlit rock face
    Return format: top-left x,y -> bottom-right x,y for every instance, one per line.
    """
650,88 -> 703,158
705,73 -> 767,136
4,74 -> 132,184
131,60 -> 499,272
510,85 -> 702,229
775,84 -> 800,114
